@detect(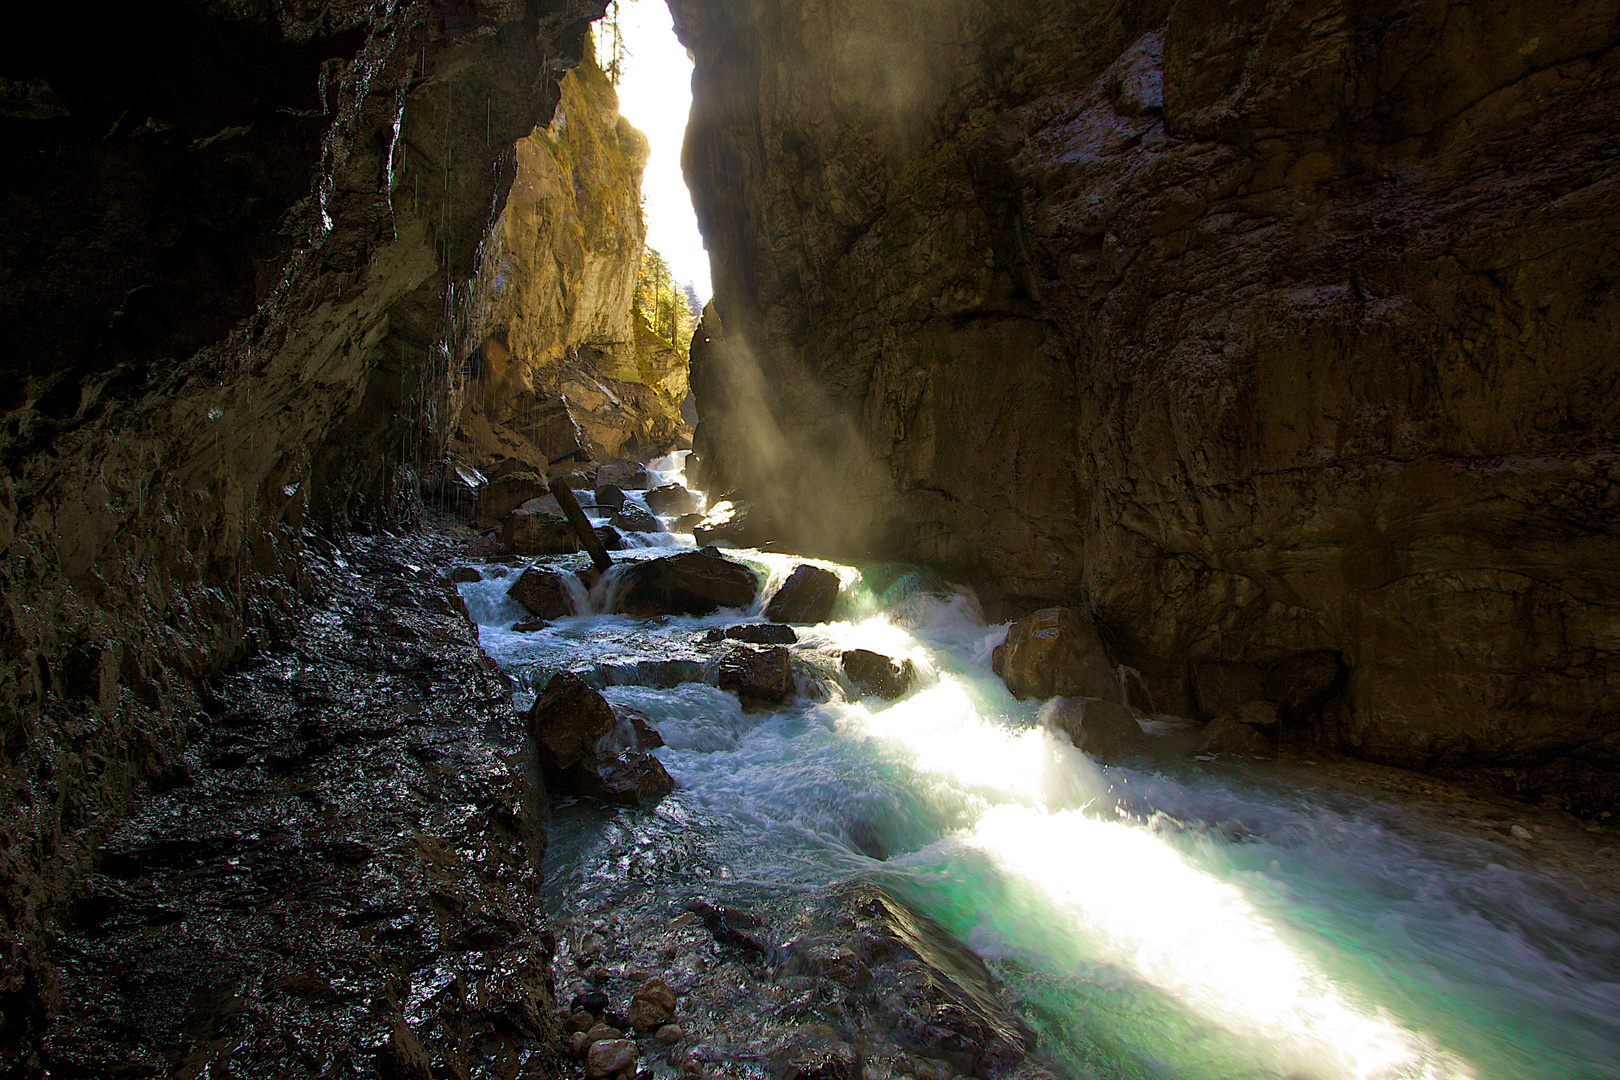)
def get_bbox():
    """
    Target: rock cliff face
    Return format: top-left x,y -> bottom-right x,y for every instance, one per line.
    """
456,51 -> 691,474
0,0 -> 604,1058
673,0 -> 1620,809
